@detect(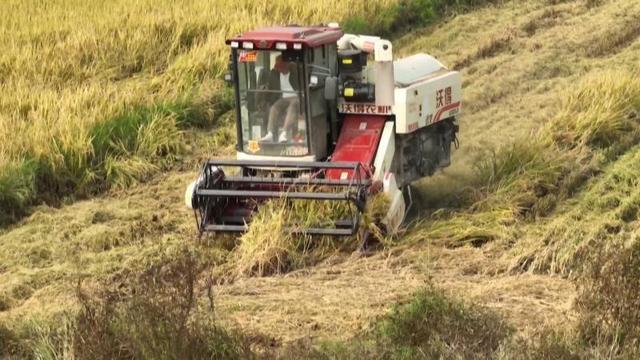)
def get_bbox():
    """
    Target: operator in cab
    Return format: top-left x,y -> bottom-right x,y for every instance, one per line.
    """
260,55 -> 301,143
